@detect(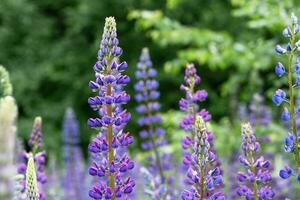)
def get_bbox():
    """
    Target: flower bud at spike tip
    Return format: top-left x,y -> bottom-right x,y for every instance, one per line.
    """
28,117 -> 43,151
